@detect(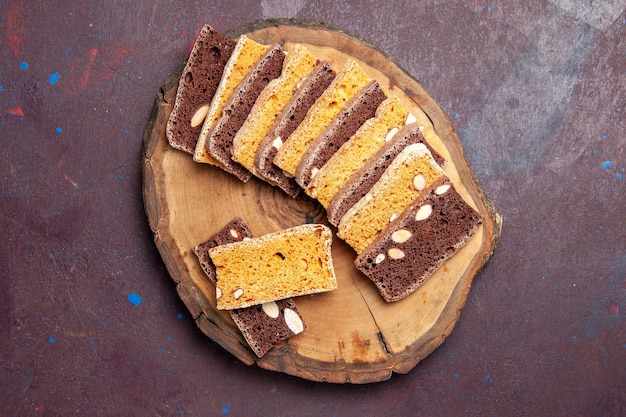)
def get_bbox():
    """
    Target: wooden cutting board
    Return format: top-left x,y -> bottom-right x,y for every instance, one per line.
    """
142,19 -> 502,384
